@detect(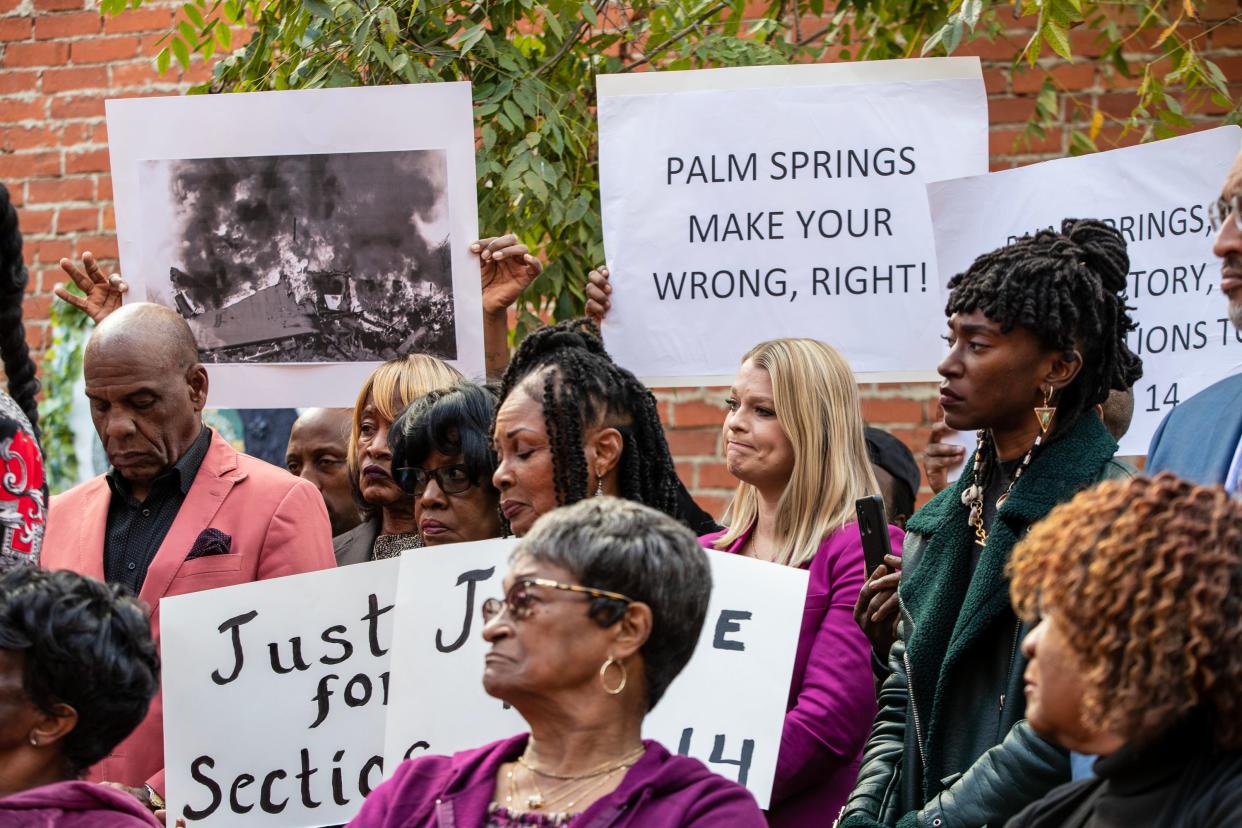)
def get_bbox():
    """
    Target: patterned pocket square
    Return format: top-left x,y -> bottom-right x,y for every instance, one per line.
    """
186,528 -> 232,560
